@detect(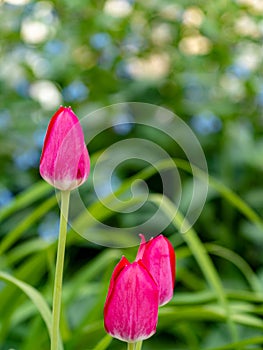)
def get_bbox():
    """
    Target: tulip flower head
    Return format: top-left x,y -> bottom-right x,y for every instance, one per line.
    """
40,106 -> 90,191
137,234 -> 176,306
104,256 -> 159,343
